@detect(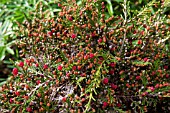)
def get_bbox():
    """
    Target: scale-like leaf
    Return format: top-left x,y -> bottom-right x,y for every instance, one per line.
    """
6,47 -> 14,55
